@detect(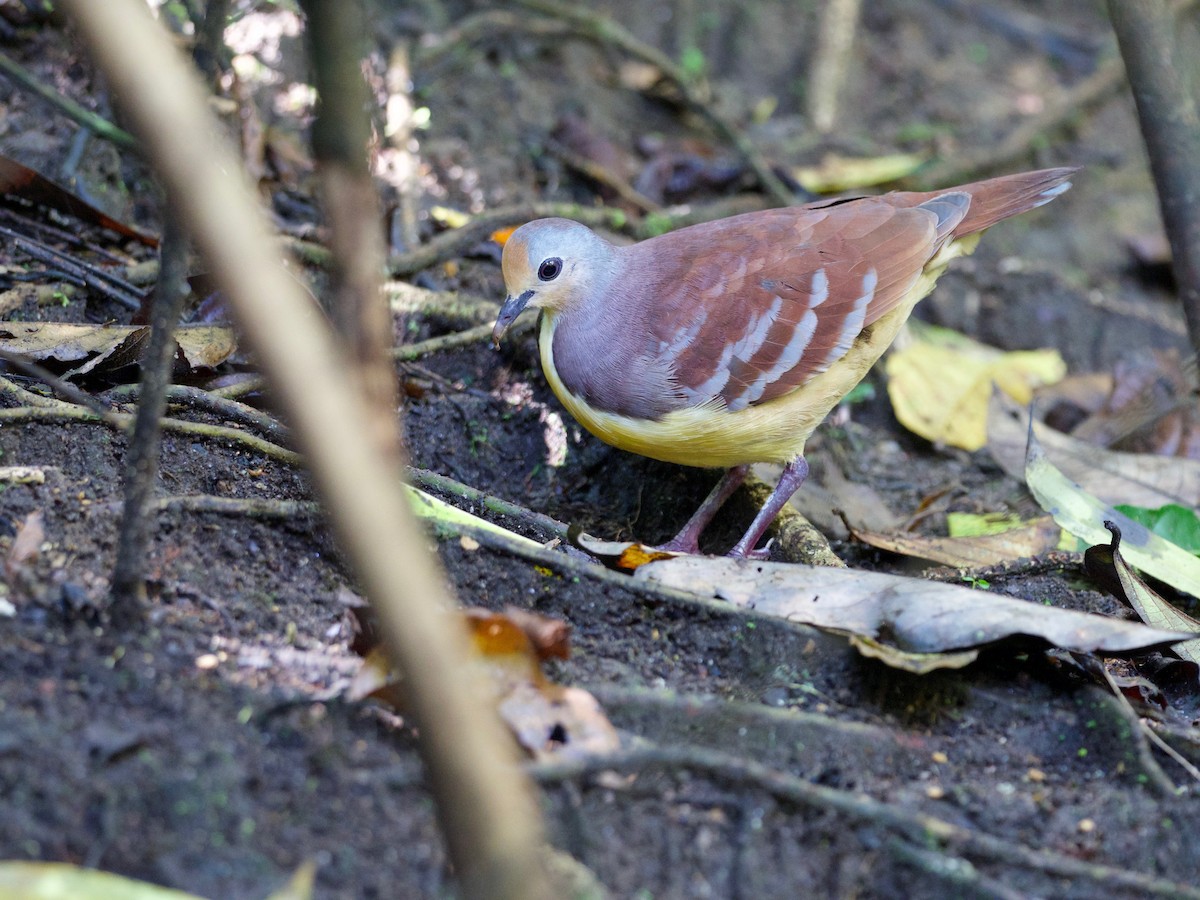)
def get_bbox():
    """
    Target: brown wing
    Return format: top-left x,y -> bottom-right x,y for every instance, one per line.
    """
631,196 -> 960,412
